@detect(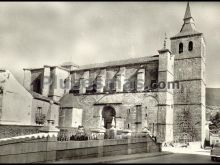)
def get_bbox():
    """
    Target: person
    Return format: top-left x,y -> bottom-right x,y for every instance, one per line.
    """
71,125 -> 88,141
